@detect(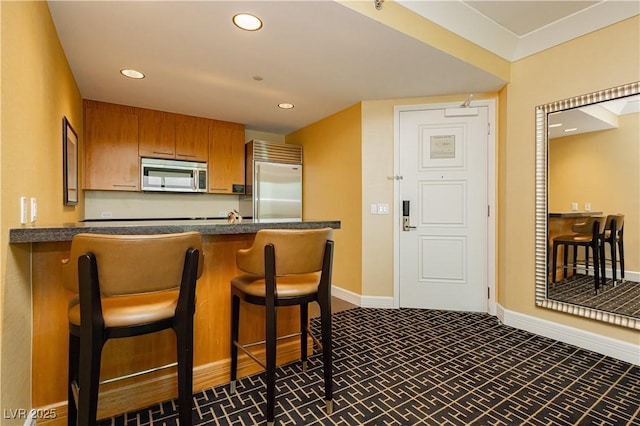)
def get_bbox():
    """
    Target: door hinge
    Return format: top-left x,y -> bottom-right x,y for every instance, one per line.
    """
487,205 -> 490,217
487,122 -> 491,135
488,287 -> 490,299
